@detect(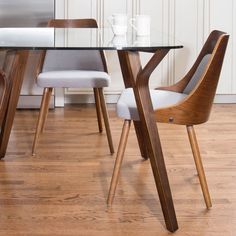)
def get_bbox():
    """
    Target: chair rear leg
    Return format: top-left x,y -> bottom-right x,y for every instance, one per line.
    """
107,120 -> 131,206
98,88 -> 114,154
93,88 -> 103,133
186,125 -> 212,209
32,88 -> 52,155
